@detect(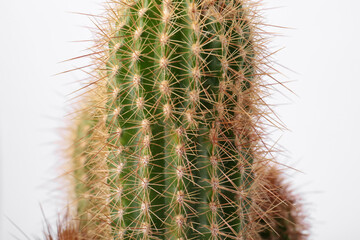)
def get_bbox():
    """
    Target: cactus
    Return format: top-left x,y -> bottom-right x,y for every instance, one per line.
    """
257,167 -> 308,240
65,0 -> 307,239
